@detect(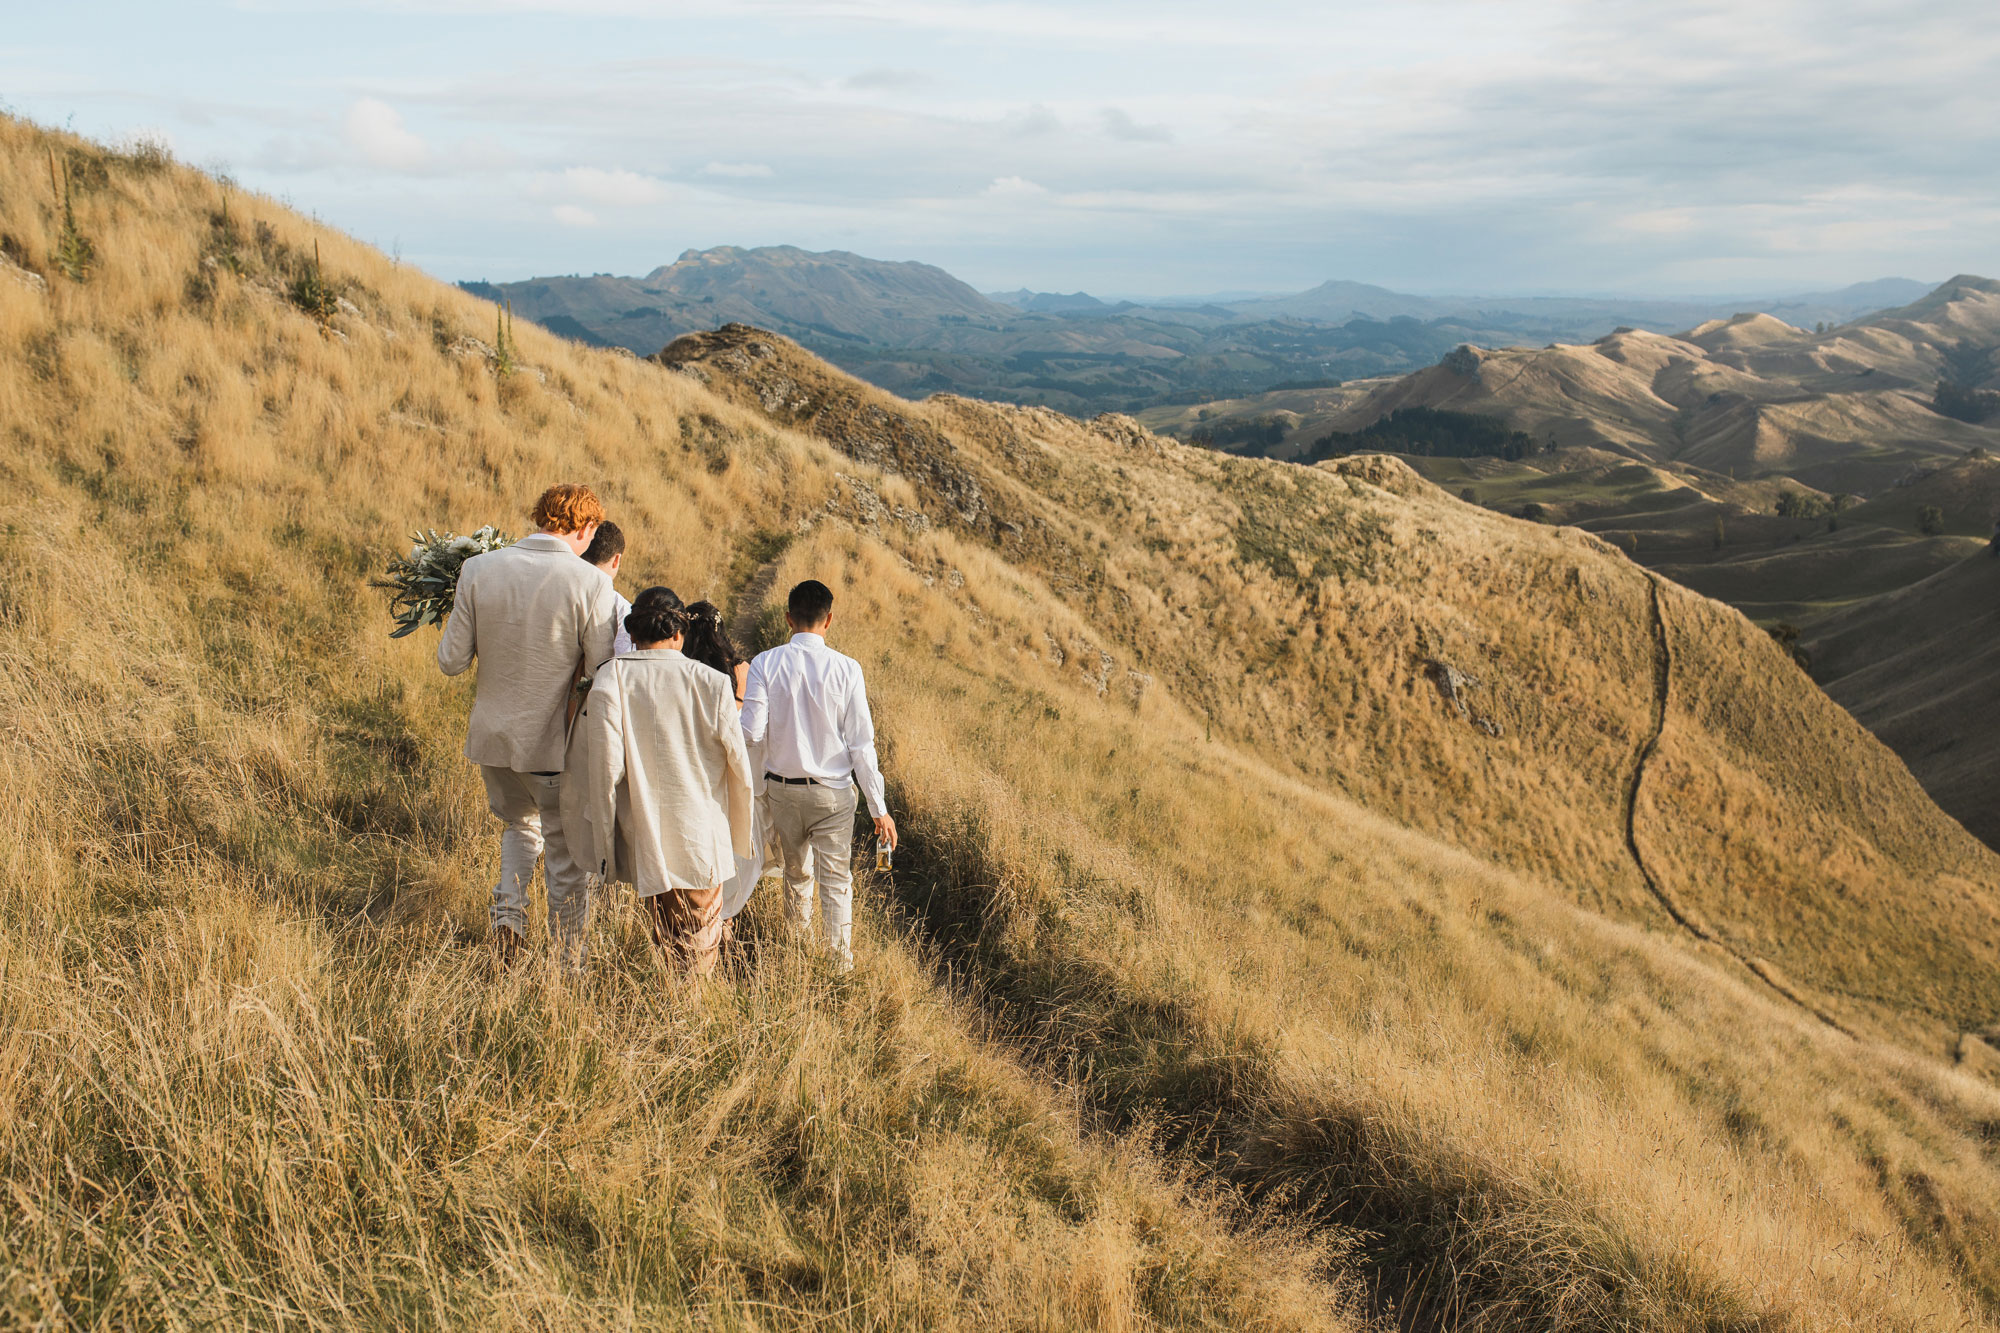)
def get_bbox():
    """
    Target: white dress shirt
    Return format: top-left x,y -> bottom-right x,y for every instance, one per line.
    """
740,632 -> 887,817
610,589 -> 634,657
